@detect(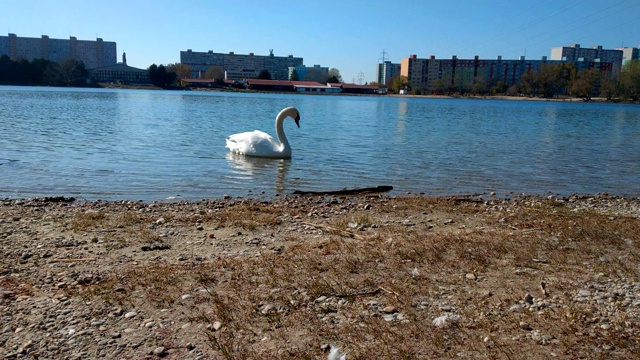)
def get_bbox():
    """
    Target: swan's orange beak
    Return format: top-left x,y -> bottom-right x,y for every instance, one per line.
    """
294,113 -> 300,128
